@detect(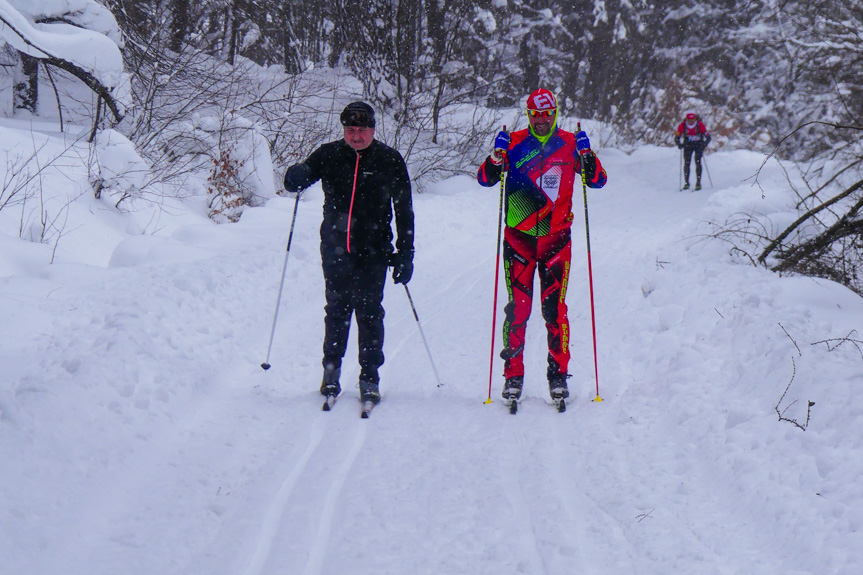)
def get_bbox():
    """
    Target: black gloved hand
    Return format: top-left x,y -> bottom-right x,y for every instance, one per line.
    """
391,251 -> 414,285
283,163 -> 312,193
580,151 -> 597,181
677,142 -> 684,149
